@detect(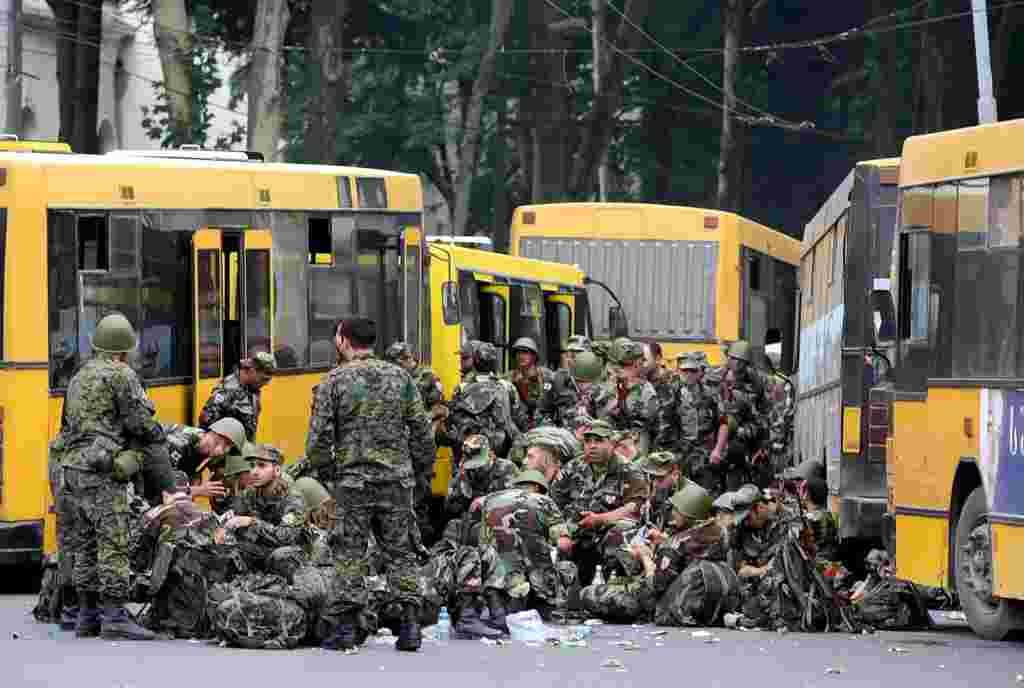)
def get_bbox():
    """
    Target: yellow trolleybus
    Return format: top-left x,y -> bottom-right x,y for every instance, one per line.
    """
884,118 -> 1024,639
